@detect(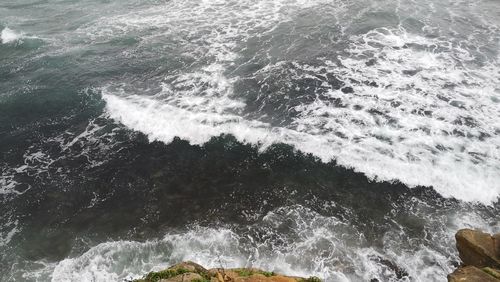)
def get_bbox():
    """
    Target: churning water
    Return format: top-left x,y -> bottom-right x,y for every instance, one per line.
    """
0,0 -> 499,281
